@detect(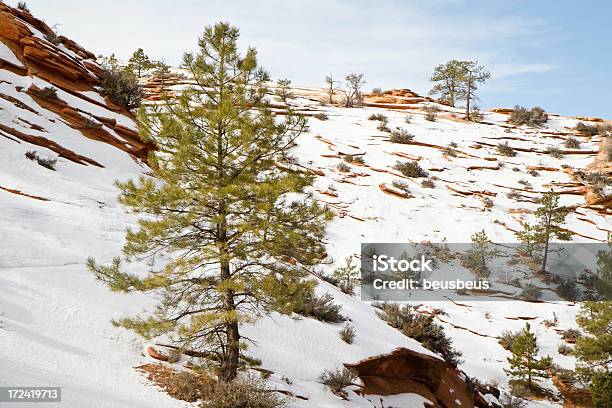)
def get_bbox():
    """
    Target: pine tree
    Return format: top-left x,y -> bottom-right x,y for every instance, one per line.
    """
87,22 -> 331,382
343,73 -> 365,108
127,48 -> 153,78
514,191 -> 572,273
466,229 -> 498,278
458,61 -> 490,121
575,301 -> 612,407
331,256 -> 359,295
275,78 -> 294,102
429,60 -> 466,107
505,323 -> 552,388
